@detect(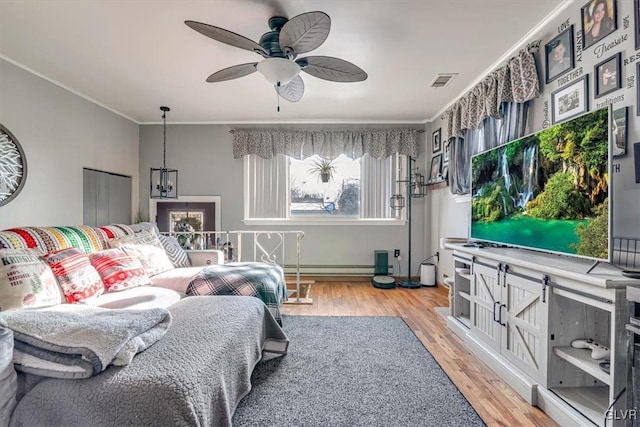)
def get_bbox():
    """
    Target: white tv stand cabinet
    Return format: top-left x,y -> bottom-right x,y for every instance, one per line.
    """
445,244 -> 640,427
